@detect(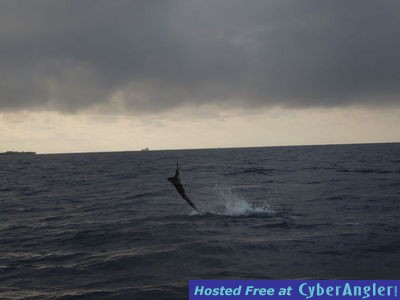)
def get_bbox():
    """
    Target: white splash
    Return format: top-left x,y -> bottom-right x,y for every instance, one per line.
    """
201,184 -> 274,216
